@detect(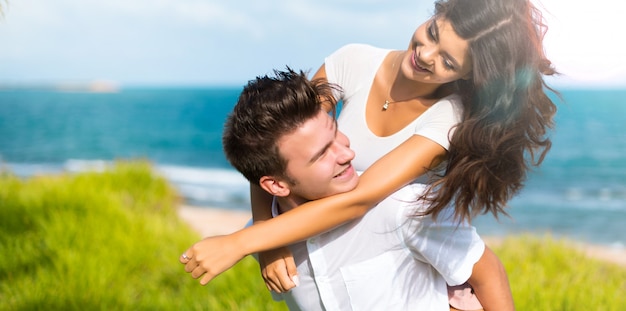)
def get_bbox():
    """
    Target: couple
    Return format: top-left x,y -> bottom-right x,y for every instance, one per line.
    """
208,67 -> 509,310
181,0 -> 557,309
